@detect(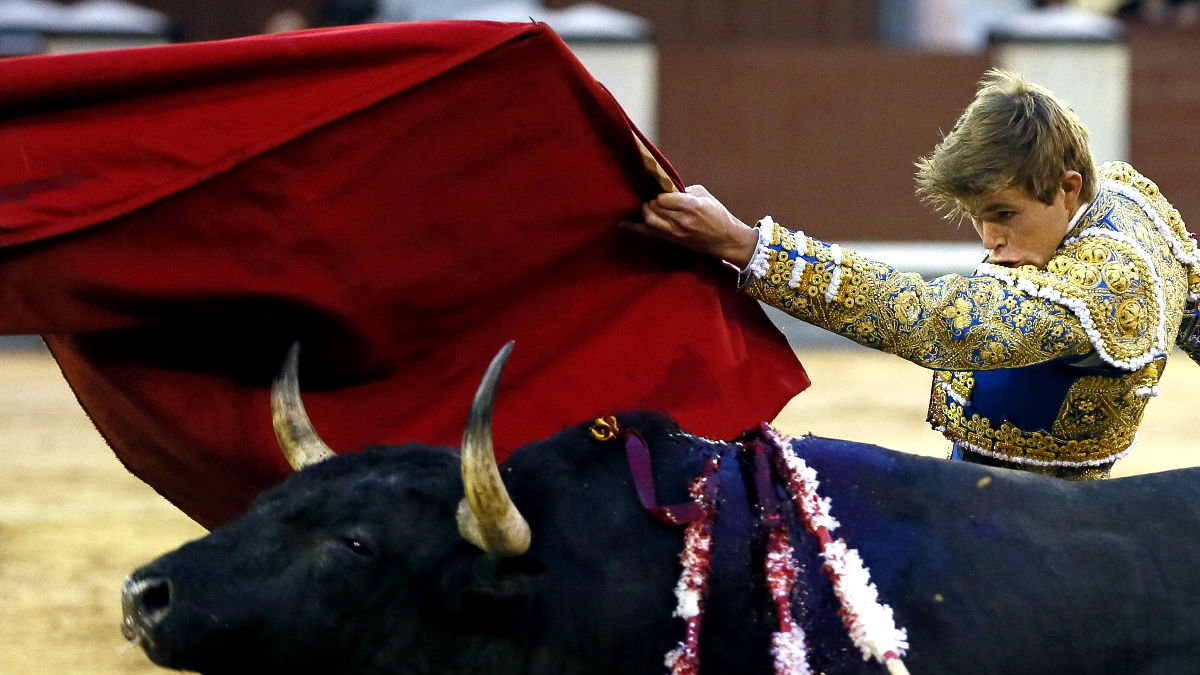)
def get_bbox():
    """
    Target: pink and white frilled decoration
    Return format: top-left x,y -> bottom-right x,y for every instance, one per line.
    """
764,527 -> 812,675
769,426 -> 911,675
664,453 -> 722,675
663,424 -> 910,675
